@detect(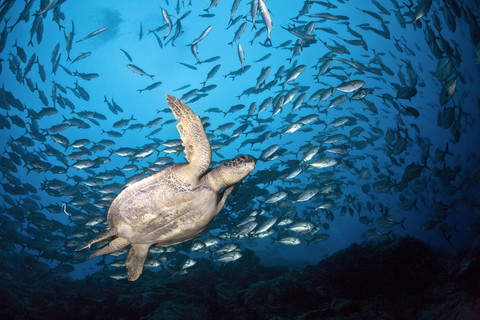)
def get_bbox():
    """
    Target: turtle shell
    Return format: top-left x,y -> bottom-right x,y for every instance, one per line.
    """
107,163 -> 219,246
